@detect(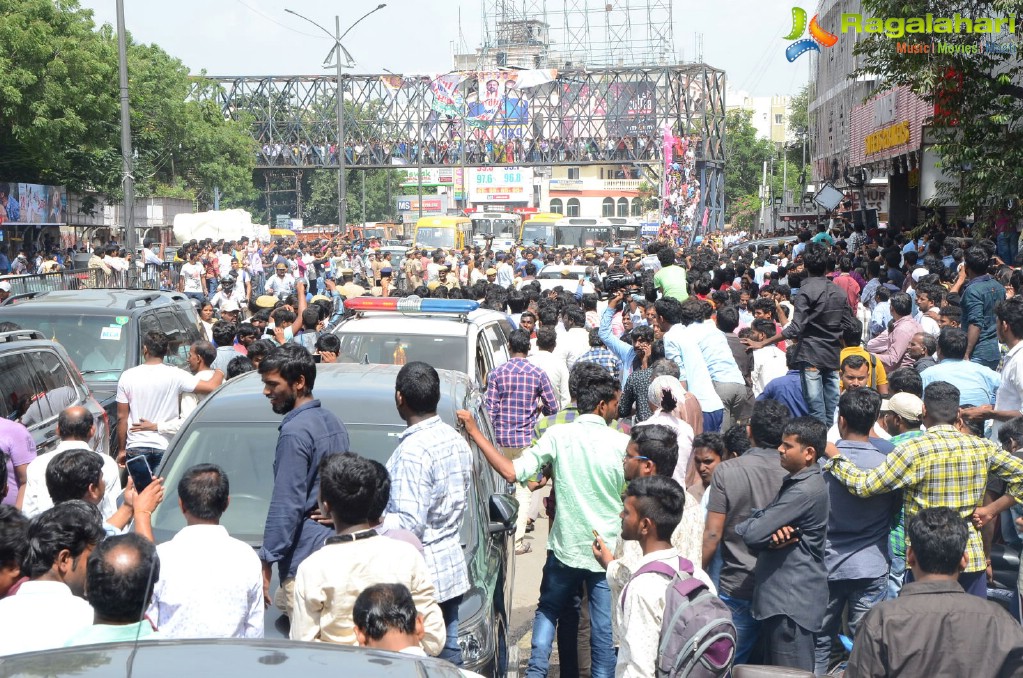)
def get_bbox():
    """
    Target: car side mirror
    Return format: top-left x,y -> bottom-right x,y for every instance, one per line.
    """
488,493 -> 518,536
